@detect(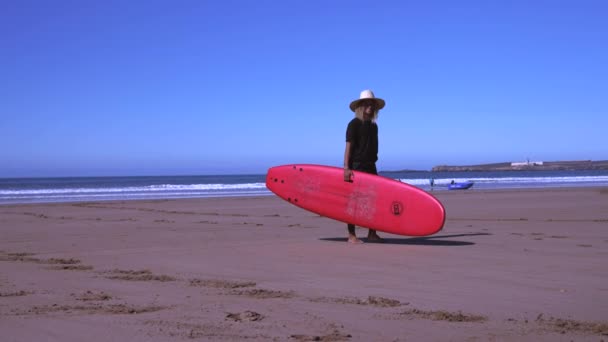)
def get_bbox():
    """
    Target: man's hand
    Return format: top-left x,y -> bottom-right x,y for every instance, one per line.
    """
344,168 -> 353,182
